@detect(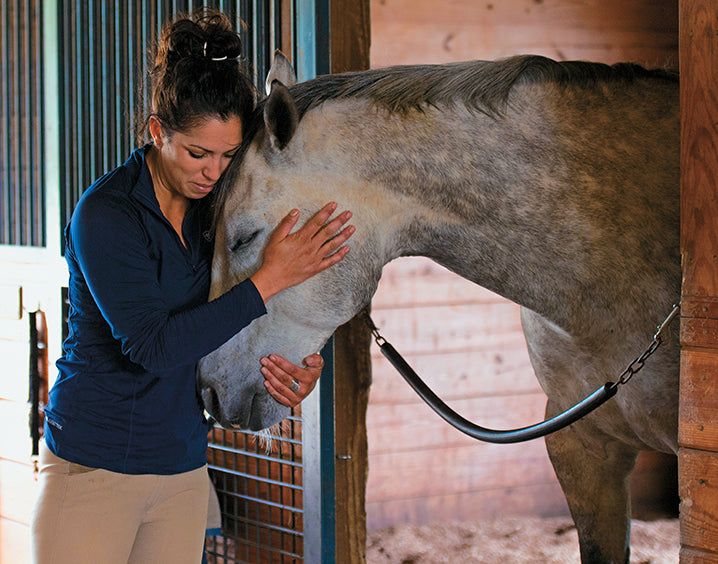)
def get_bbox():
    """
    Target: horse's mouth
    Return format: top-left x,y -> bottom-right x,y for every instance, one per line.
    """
201,386 -> 234,428
201,385 -> 267,431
